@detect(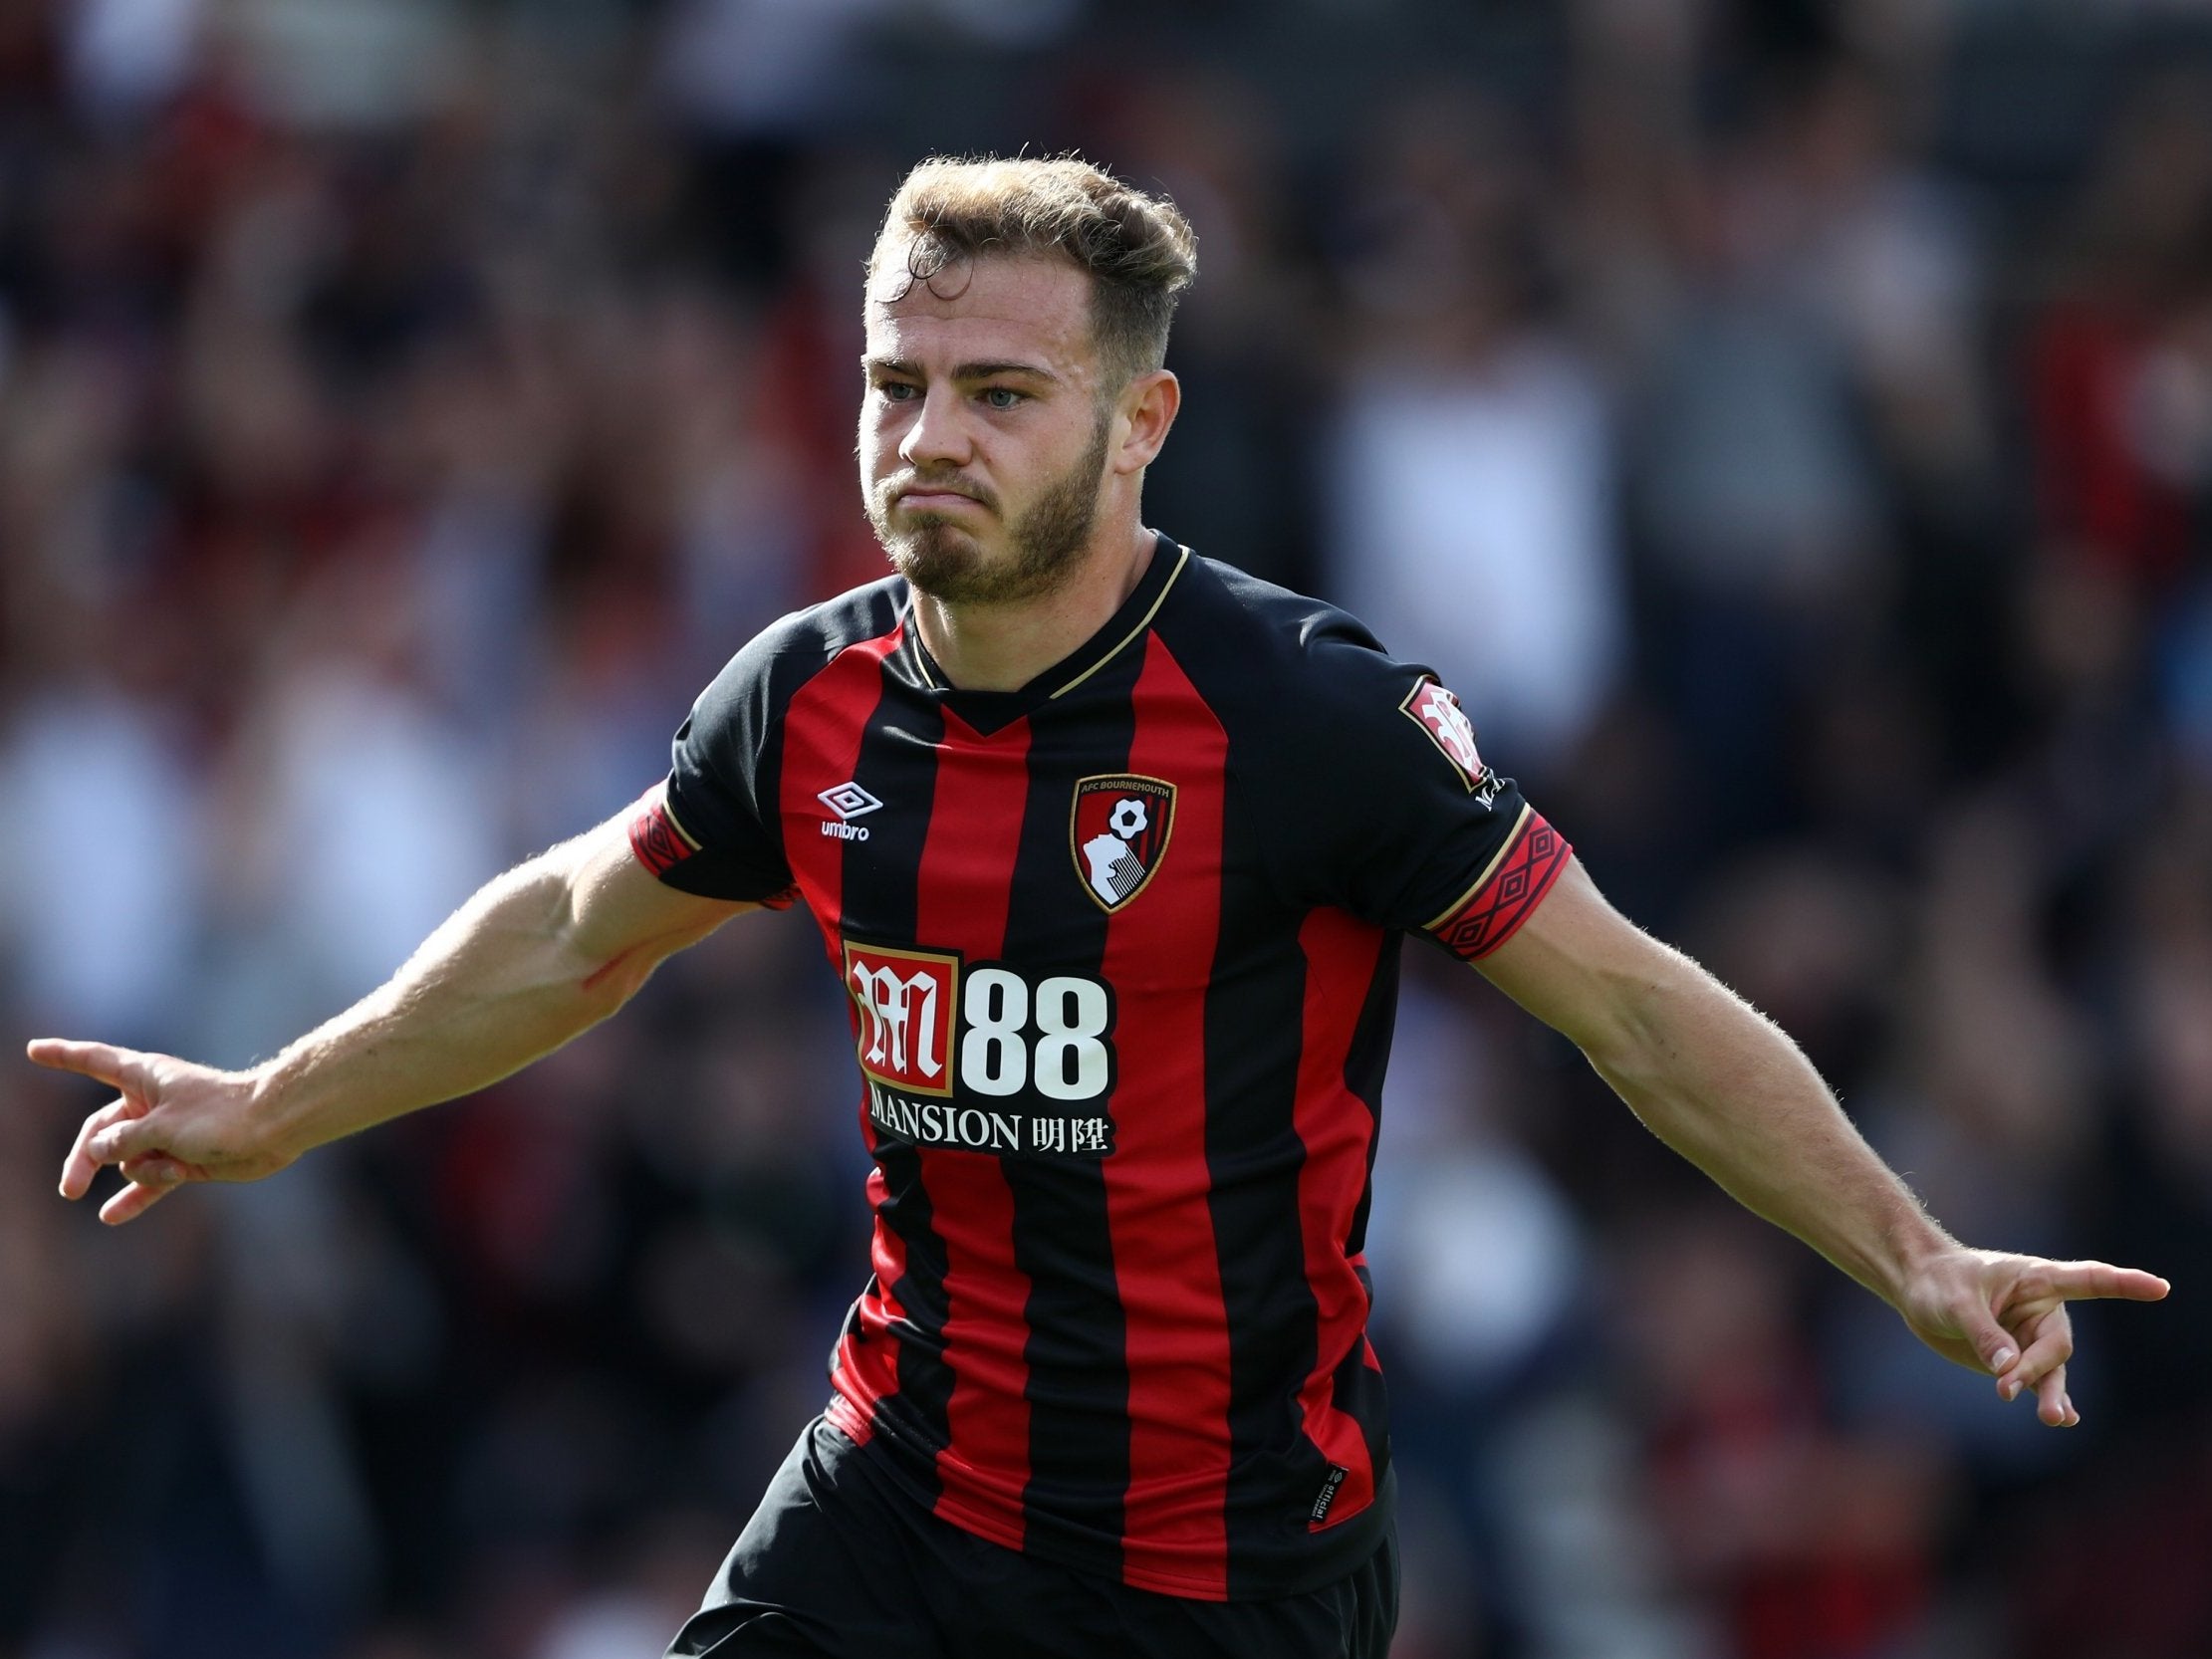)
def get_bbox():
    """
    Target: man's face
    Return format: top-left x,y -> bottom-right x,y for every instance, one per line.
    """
860,252 -> 1117,604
